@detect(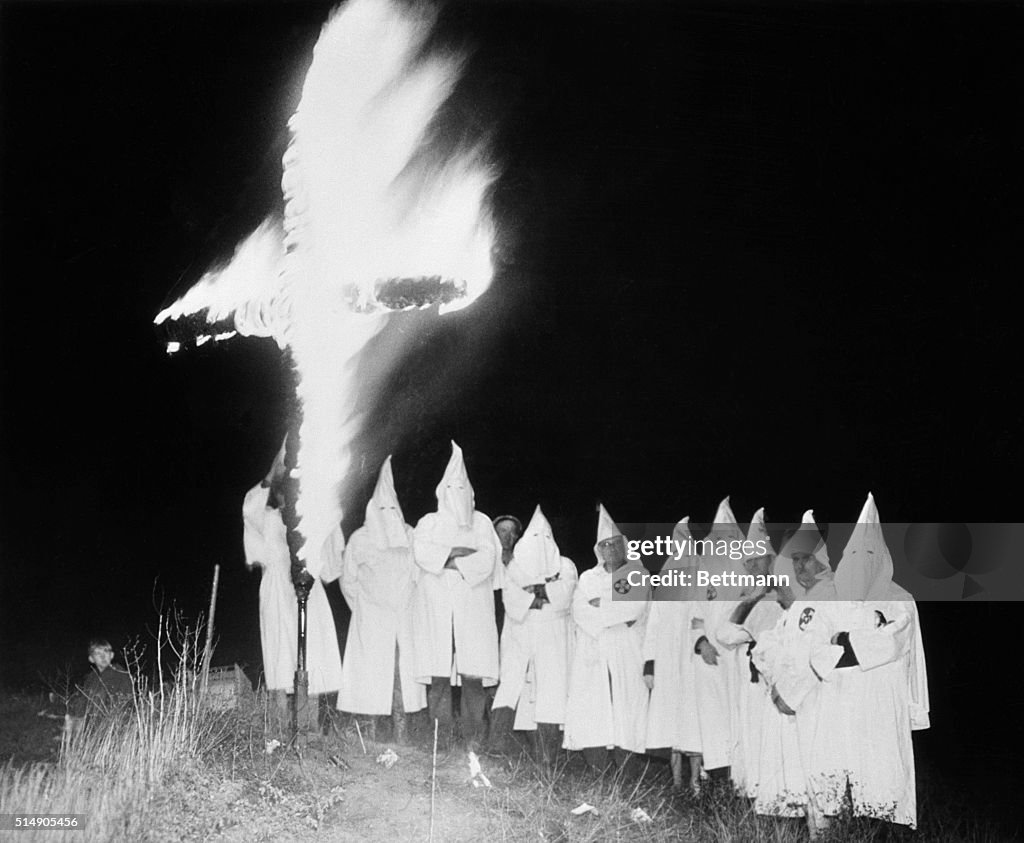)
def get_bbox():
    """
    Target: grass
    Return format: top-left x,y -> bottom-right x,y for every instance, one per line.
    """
474,750 -> 1018,842
0,621 -> 1018,842
0,619 -> 241,842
